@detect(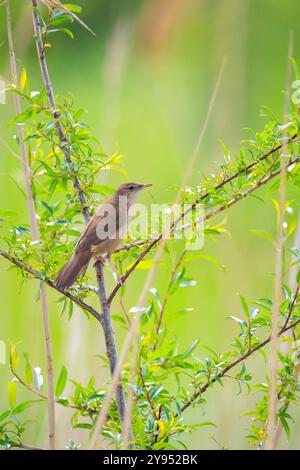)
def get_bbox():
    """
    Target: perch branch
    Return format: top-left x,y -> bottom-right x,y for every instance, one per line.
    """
31,0 -> 130,437
111,132 -> 298,258
107,155 -> 300,304
6,0 -> 55,449
0,249 -> 102,323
